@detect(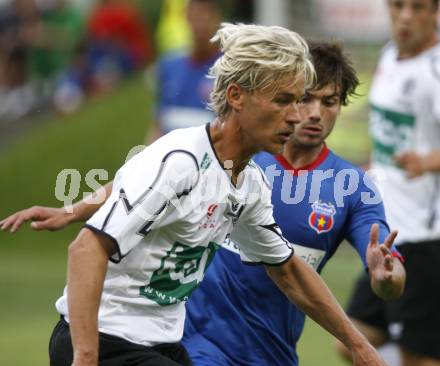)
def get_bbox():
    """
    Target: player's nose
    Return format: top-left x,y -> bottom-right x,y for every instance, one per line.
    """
285,102 -> 303,126
307,100 -> 322,123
